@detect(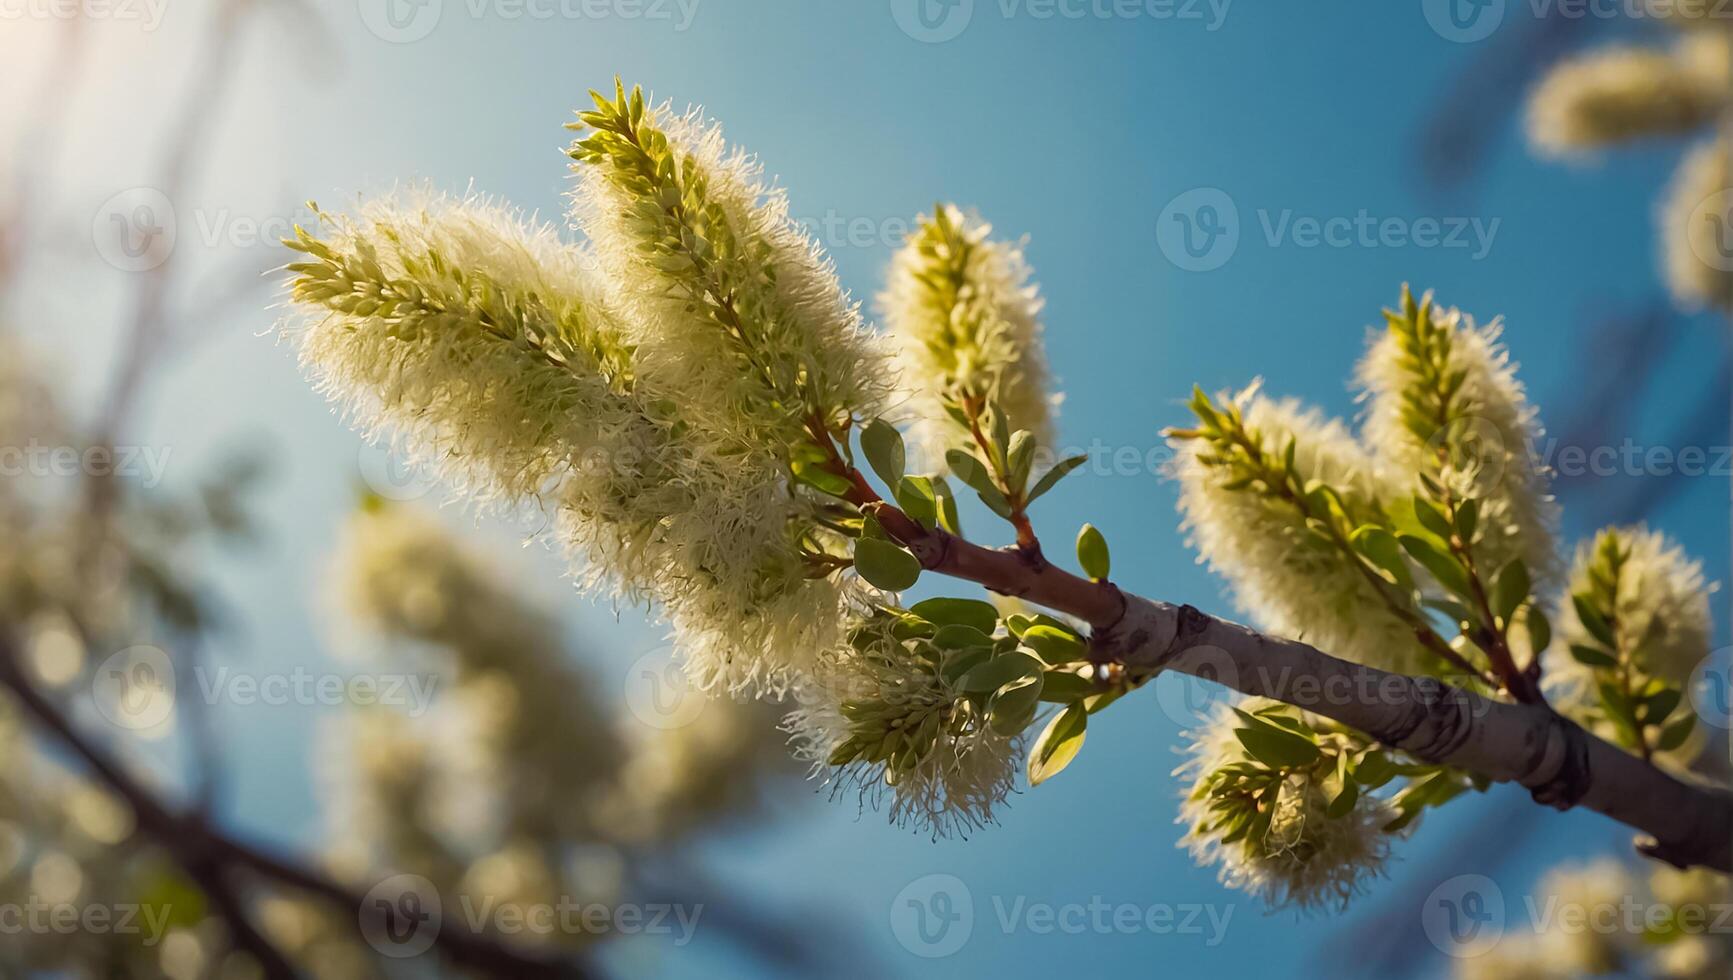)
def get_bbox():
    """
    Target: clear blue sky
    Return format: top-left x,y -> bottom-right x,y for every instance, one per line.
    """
13,0 -> 1728,976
